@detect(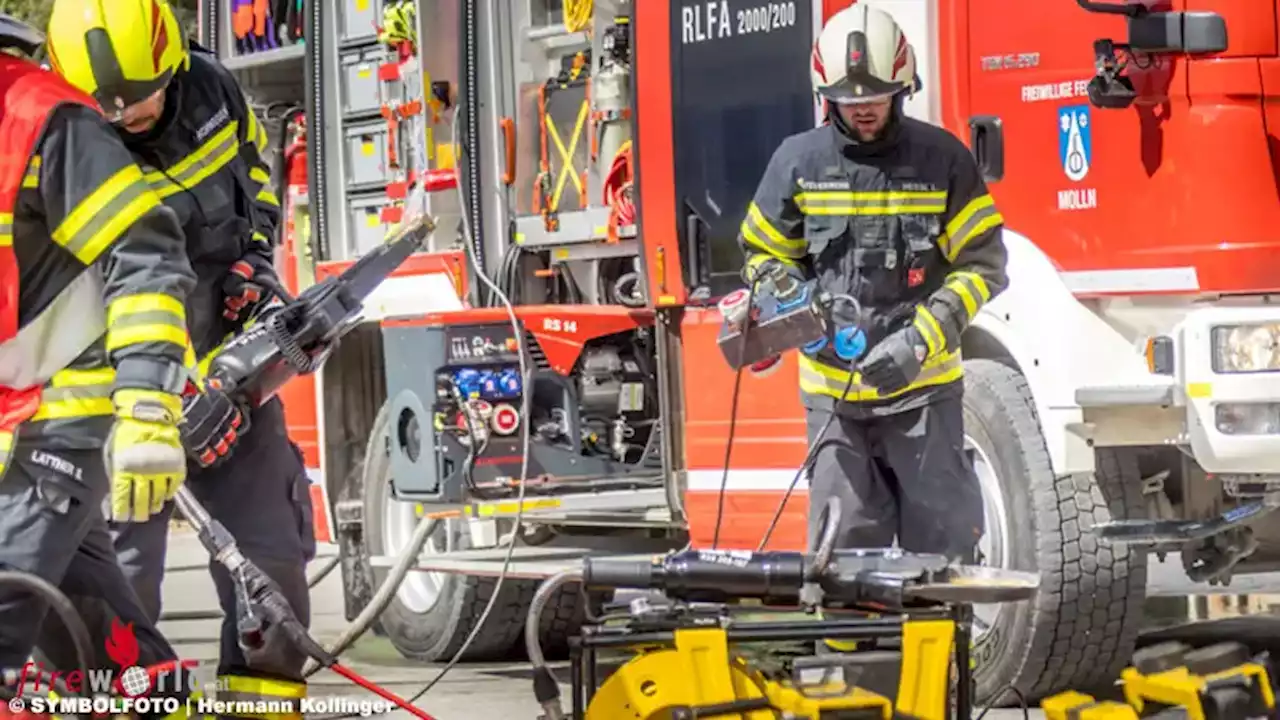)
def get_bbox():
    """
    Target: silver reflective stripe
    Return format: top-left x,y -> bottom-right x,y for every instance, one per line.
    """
0,268 -> 107,388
